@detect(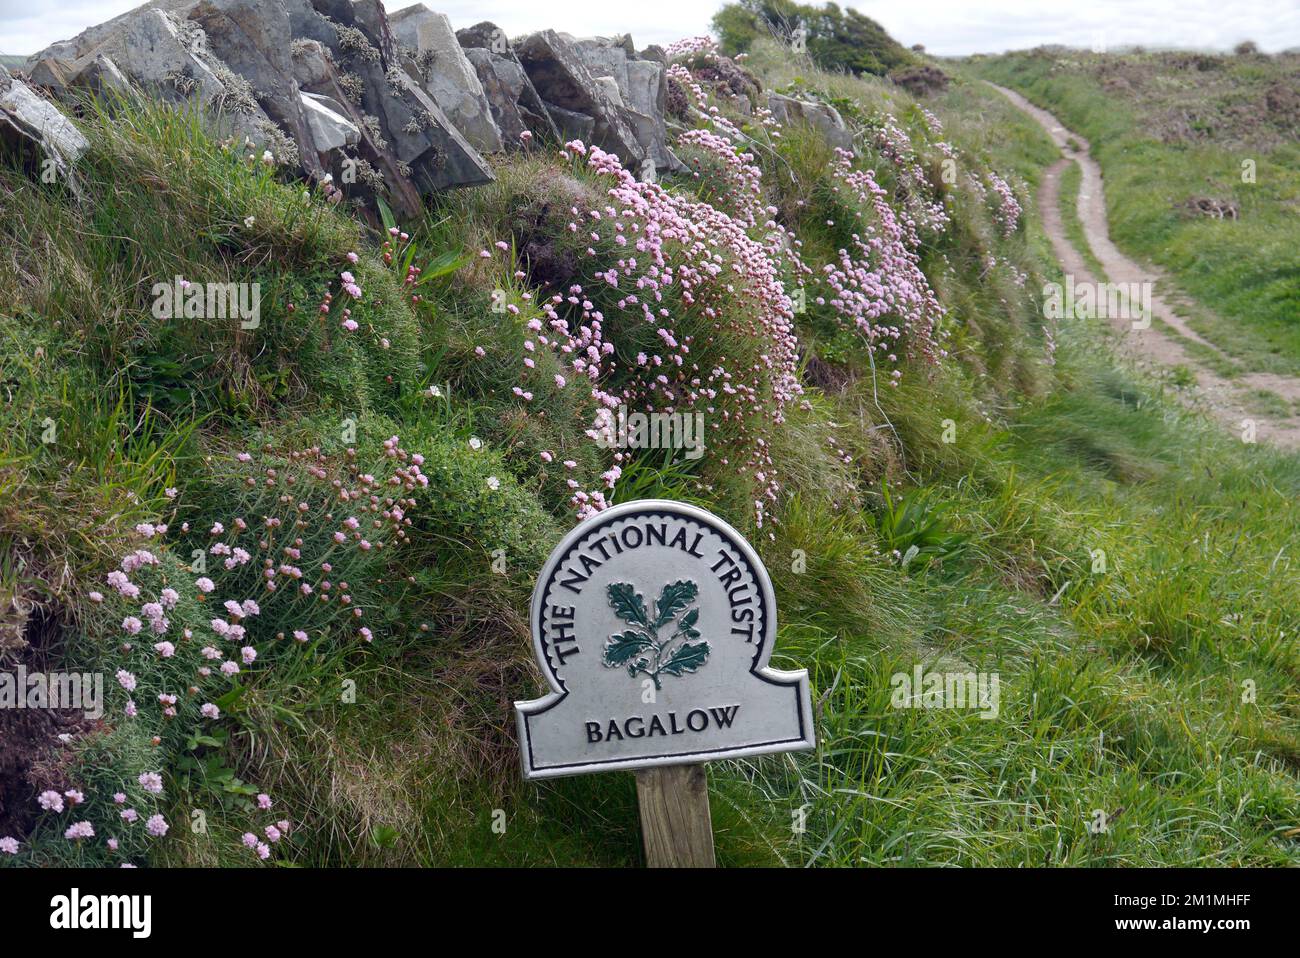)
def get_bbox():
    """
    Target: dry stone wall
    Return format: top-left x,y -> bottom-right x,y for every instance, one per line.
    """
4,0 -> 851,214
